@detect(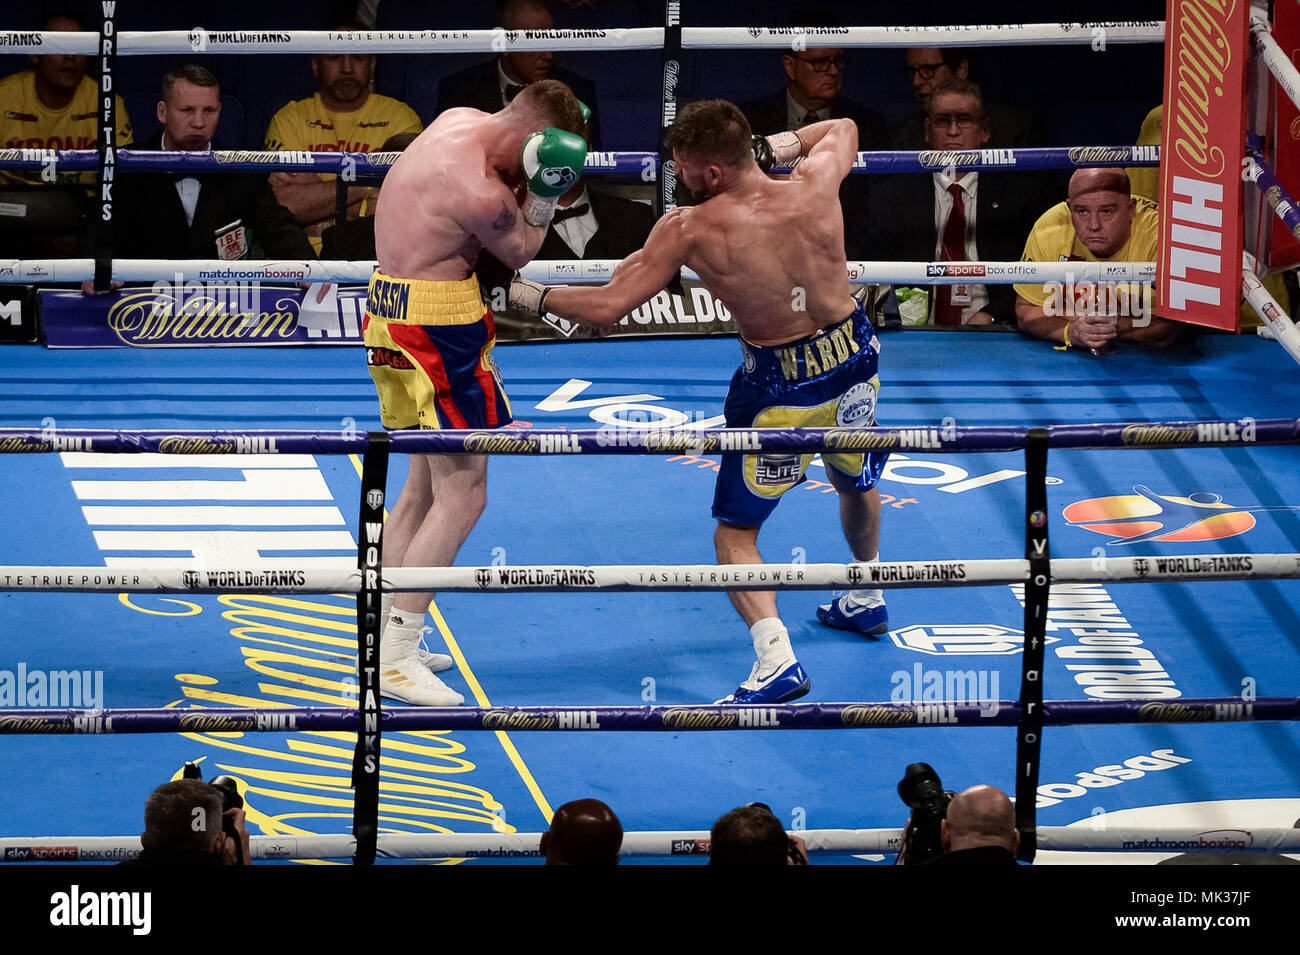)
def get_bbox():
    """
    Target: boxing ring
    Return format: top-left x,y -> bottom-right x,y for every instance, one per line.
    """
0,8 -> 1298,869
